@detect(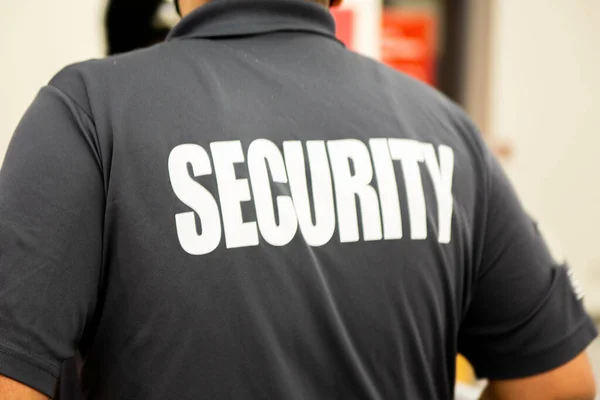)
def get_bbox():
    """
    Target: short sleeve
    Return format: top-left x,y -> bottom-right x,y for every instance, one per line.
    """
458,152 -> 597,380
0,85 -> 104,396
